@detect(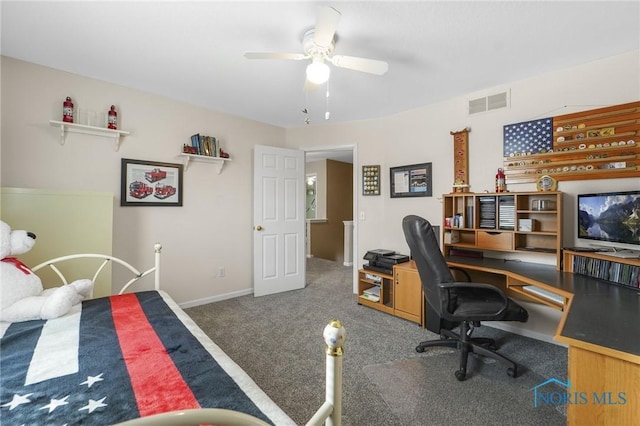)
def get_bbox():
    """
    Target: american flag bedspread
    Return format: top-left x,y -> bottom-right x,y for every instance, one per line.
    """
0,290 -> 294,425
